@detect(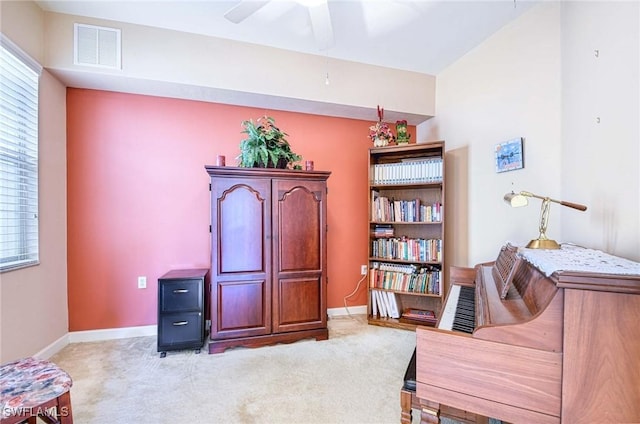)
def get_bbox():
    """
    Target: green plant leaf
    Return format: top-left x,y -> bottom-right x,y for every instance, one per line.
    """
237,116 -> 302,168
